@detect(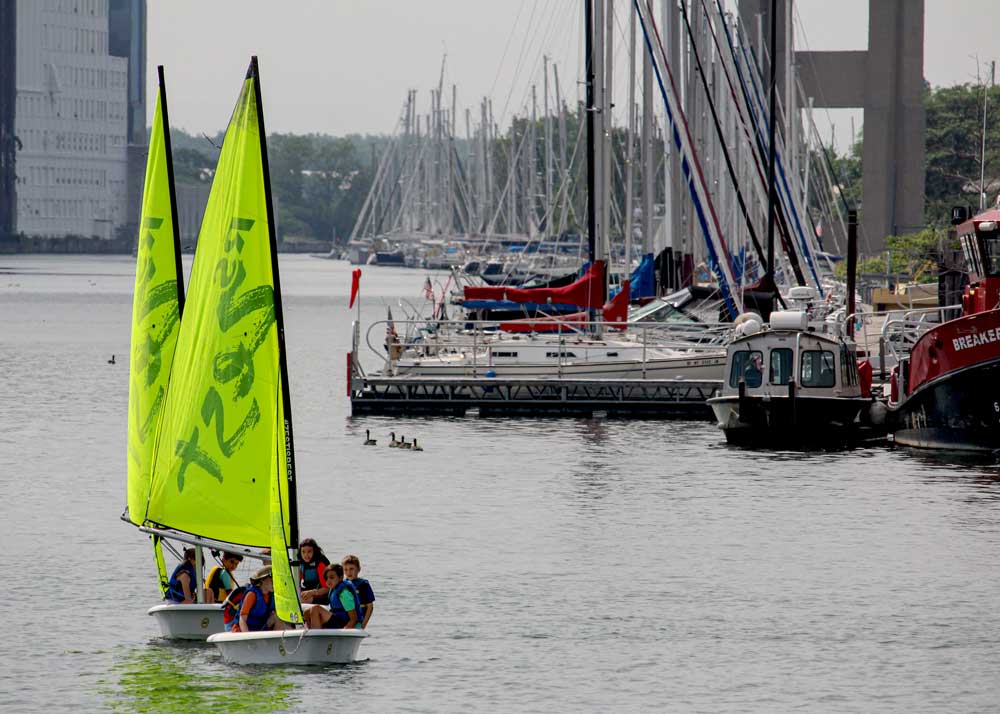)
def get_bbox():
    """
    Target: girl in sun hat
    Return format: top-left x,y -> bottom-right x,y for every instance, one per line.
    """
235,565 -> 278,632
